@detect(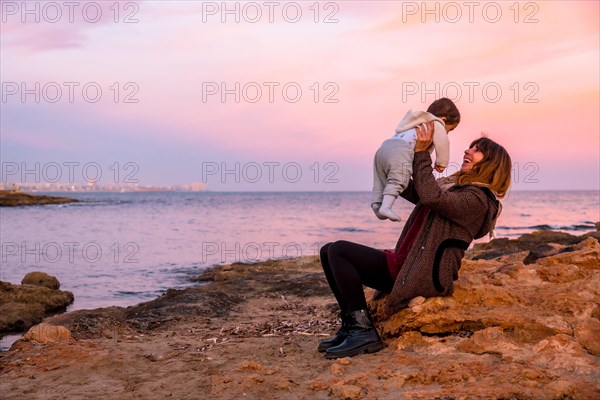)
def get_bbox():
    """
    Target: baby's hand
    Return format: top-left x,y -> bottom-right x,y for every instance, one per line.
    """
434,165 -> 446,173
